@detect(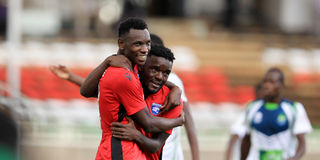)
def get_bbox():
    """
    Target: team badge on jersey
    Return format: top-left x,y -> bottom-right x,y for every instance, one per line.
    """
277,113 -> 287,126
151,103 -> 161,115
